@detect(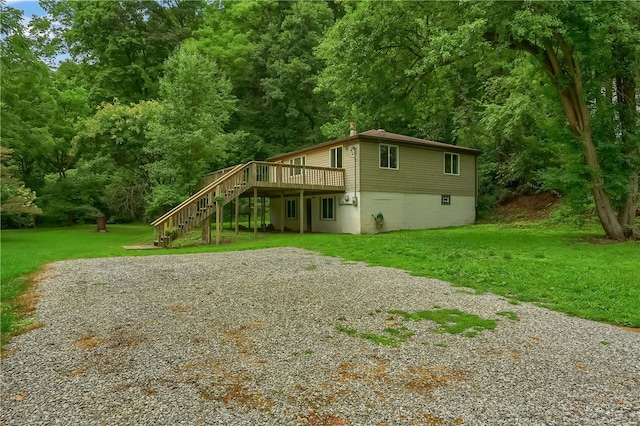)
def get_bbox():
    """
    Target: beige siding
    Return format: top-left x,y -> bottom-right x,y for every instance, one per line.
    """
359,142 -> 476,196
275,142 -> 359,193
270,194 -> 361,234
